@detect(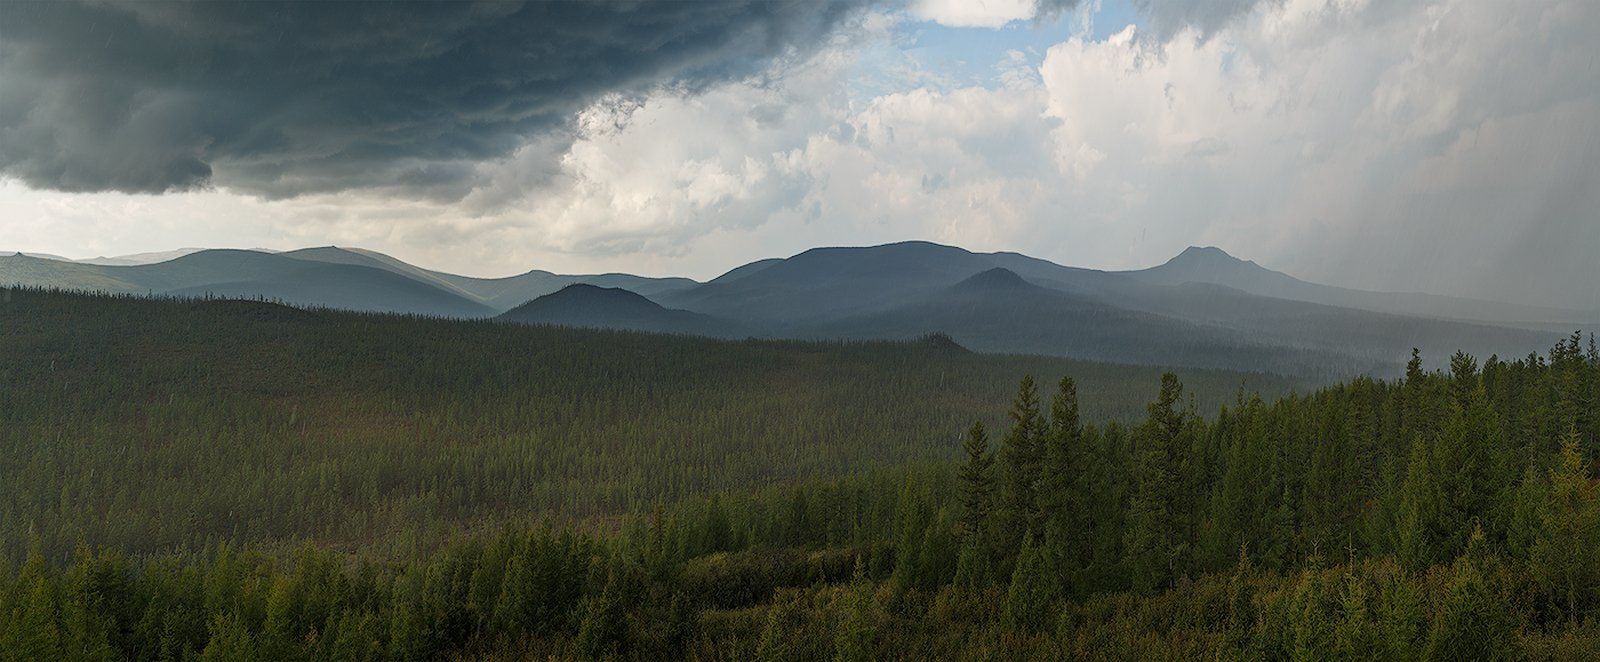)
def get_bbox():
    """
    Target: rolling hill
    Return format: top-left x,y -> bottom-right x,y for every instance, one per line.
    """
0,249 -> 495,317
167,262 -> 496,317
4,240 -> 1583,378
497,284 -> 740,336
